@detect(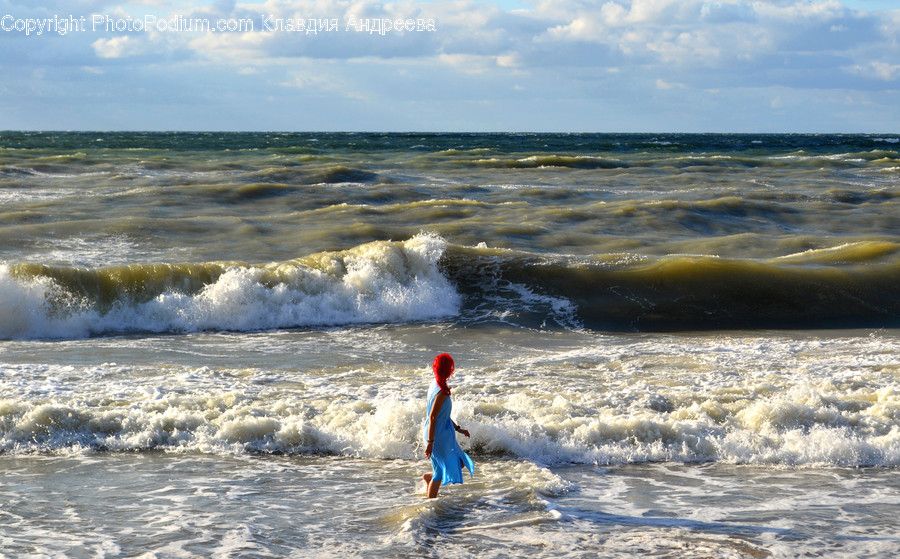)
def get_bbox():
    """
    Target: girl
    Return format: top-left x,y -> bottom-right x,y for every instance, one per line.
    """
422,353 -> 475,498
